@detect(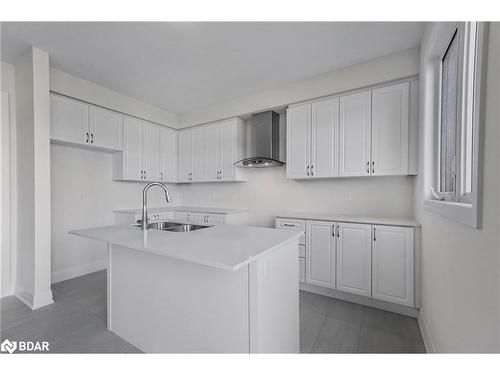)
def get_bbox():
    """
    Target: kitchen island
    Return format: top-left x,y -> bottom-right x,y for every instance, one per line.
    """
70,224 -> 301,353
